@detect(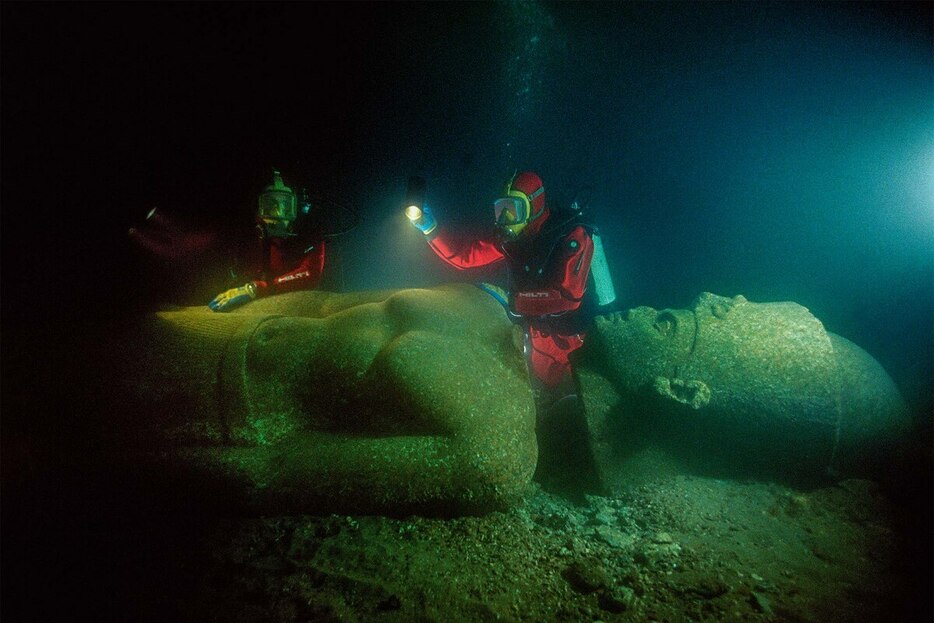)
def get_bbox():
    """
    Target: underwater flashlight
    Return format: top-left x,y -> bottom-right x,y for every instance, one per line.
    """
404,175 -> 437,234
405,204 -> 423,221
